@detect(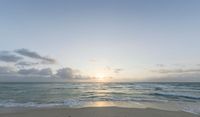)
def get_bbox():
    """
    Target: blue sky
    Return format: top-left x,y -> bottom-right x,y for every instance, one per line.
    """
0,0 -> 200,82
